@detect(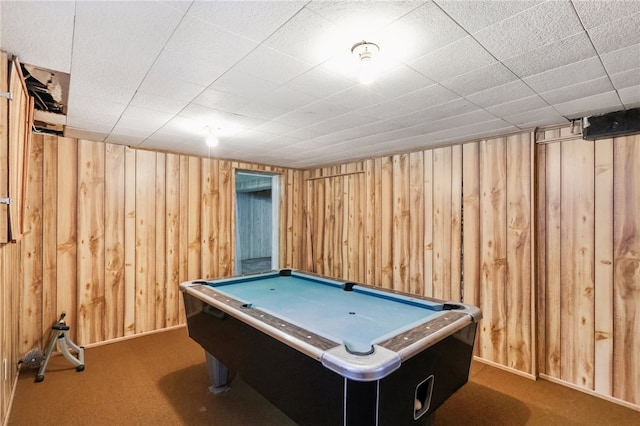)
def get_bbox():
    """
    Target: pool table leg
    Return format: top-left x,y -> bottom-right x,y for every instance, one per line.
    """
205,351 -> 230,394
